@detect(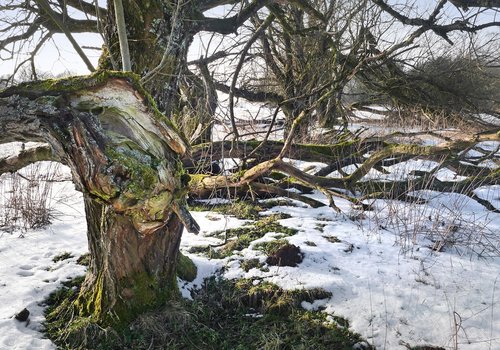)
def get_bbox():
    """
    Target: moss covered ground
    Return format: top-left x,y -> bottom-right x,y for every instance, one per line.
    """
44,276 -> 369,350
188,213 -> 297,259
